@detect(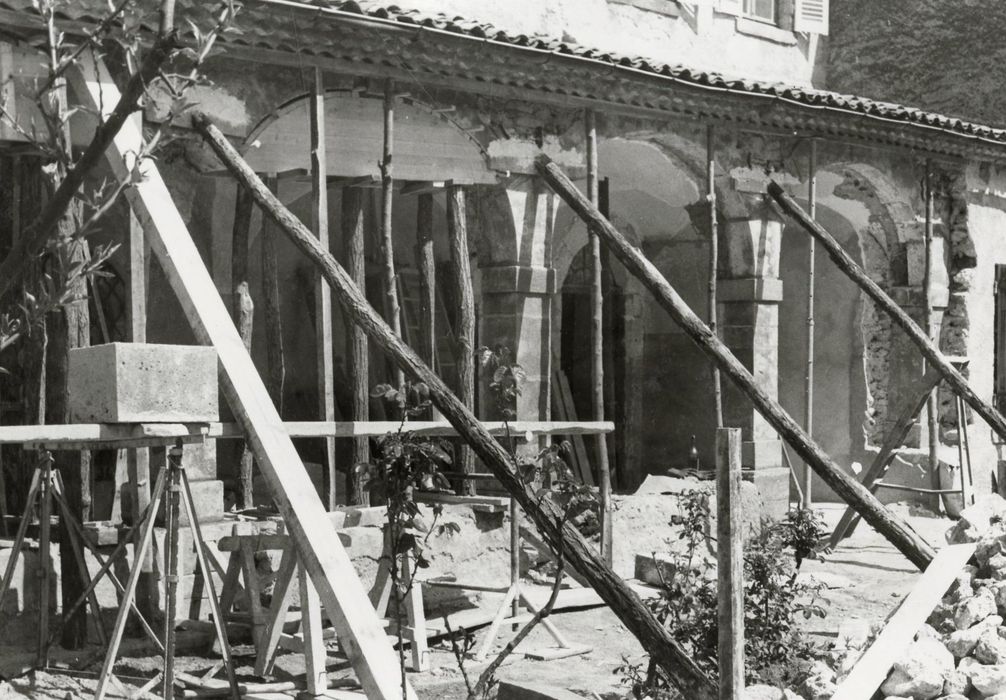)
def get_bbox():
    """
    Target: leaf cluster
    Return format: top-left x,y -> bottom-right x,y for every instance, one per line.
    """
637,493 -> 828,690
